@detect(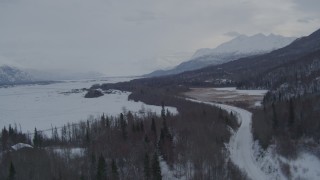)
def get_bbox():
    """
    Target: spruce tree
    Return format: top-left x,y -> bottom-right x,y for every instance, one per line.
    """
8,162 -> 16,180
288,98 -> 295,127
151,118 -> 156,134
140,121 -> 144,132
152,152 -> 162,180
33,128 -> 39,148
106,117 -> 110,128
144,153 -> 151,179
272,102 -> 278,129
161,102 -> 166,120
1,127 -> 9,150
111,159 -> 119,180
97,154 -> 106,180
120,113 -> 128,140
